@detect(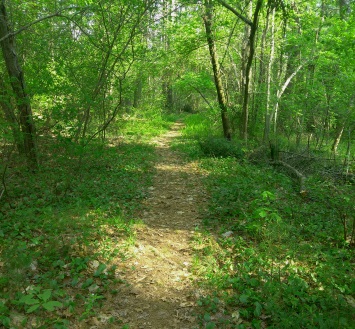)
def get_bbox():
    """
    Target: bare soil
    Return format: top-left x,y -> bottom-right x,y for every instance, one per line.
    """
93,122 -> 207,328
